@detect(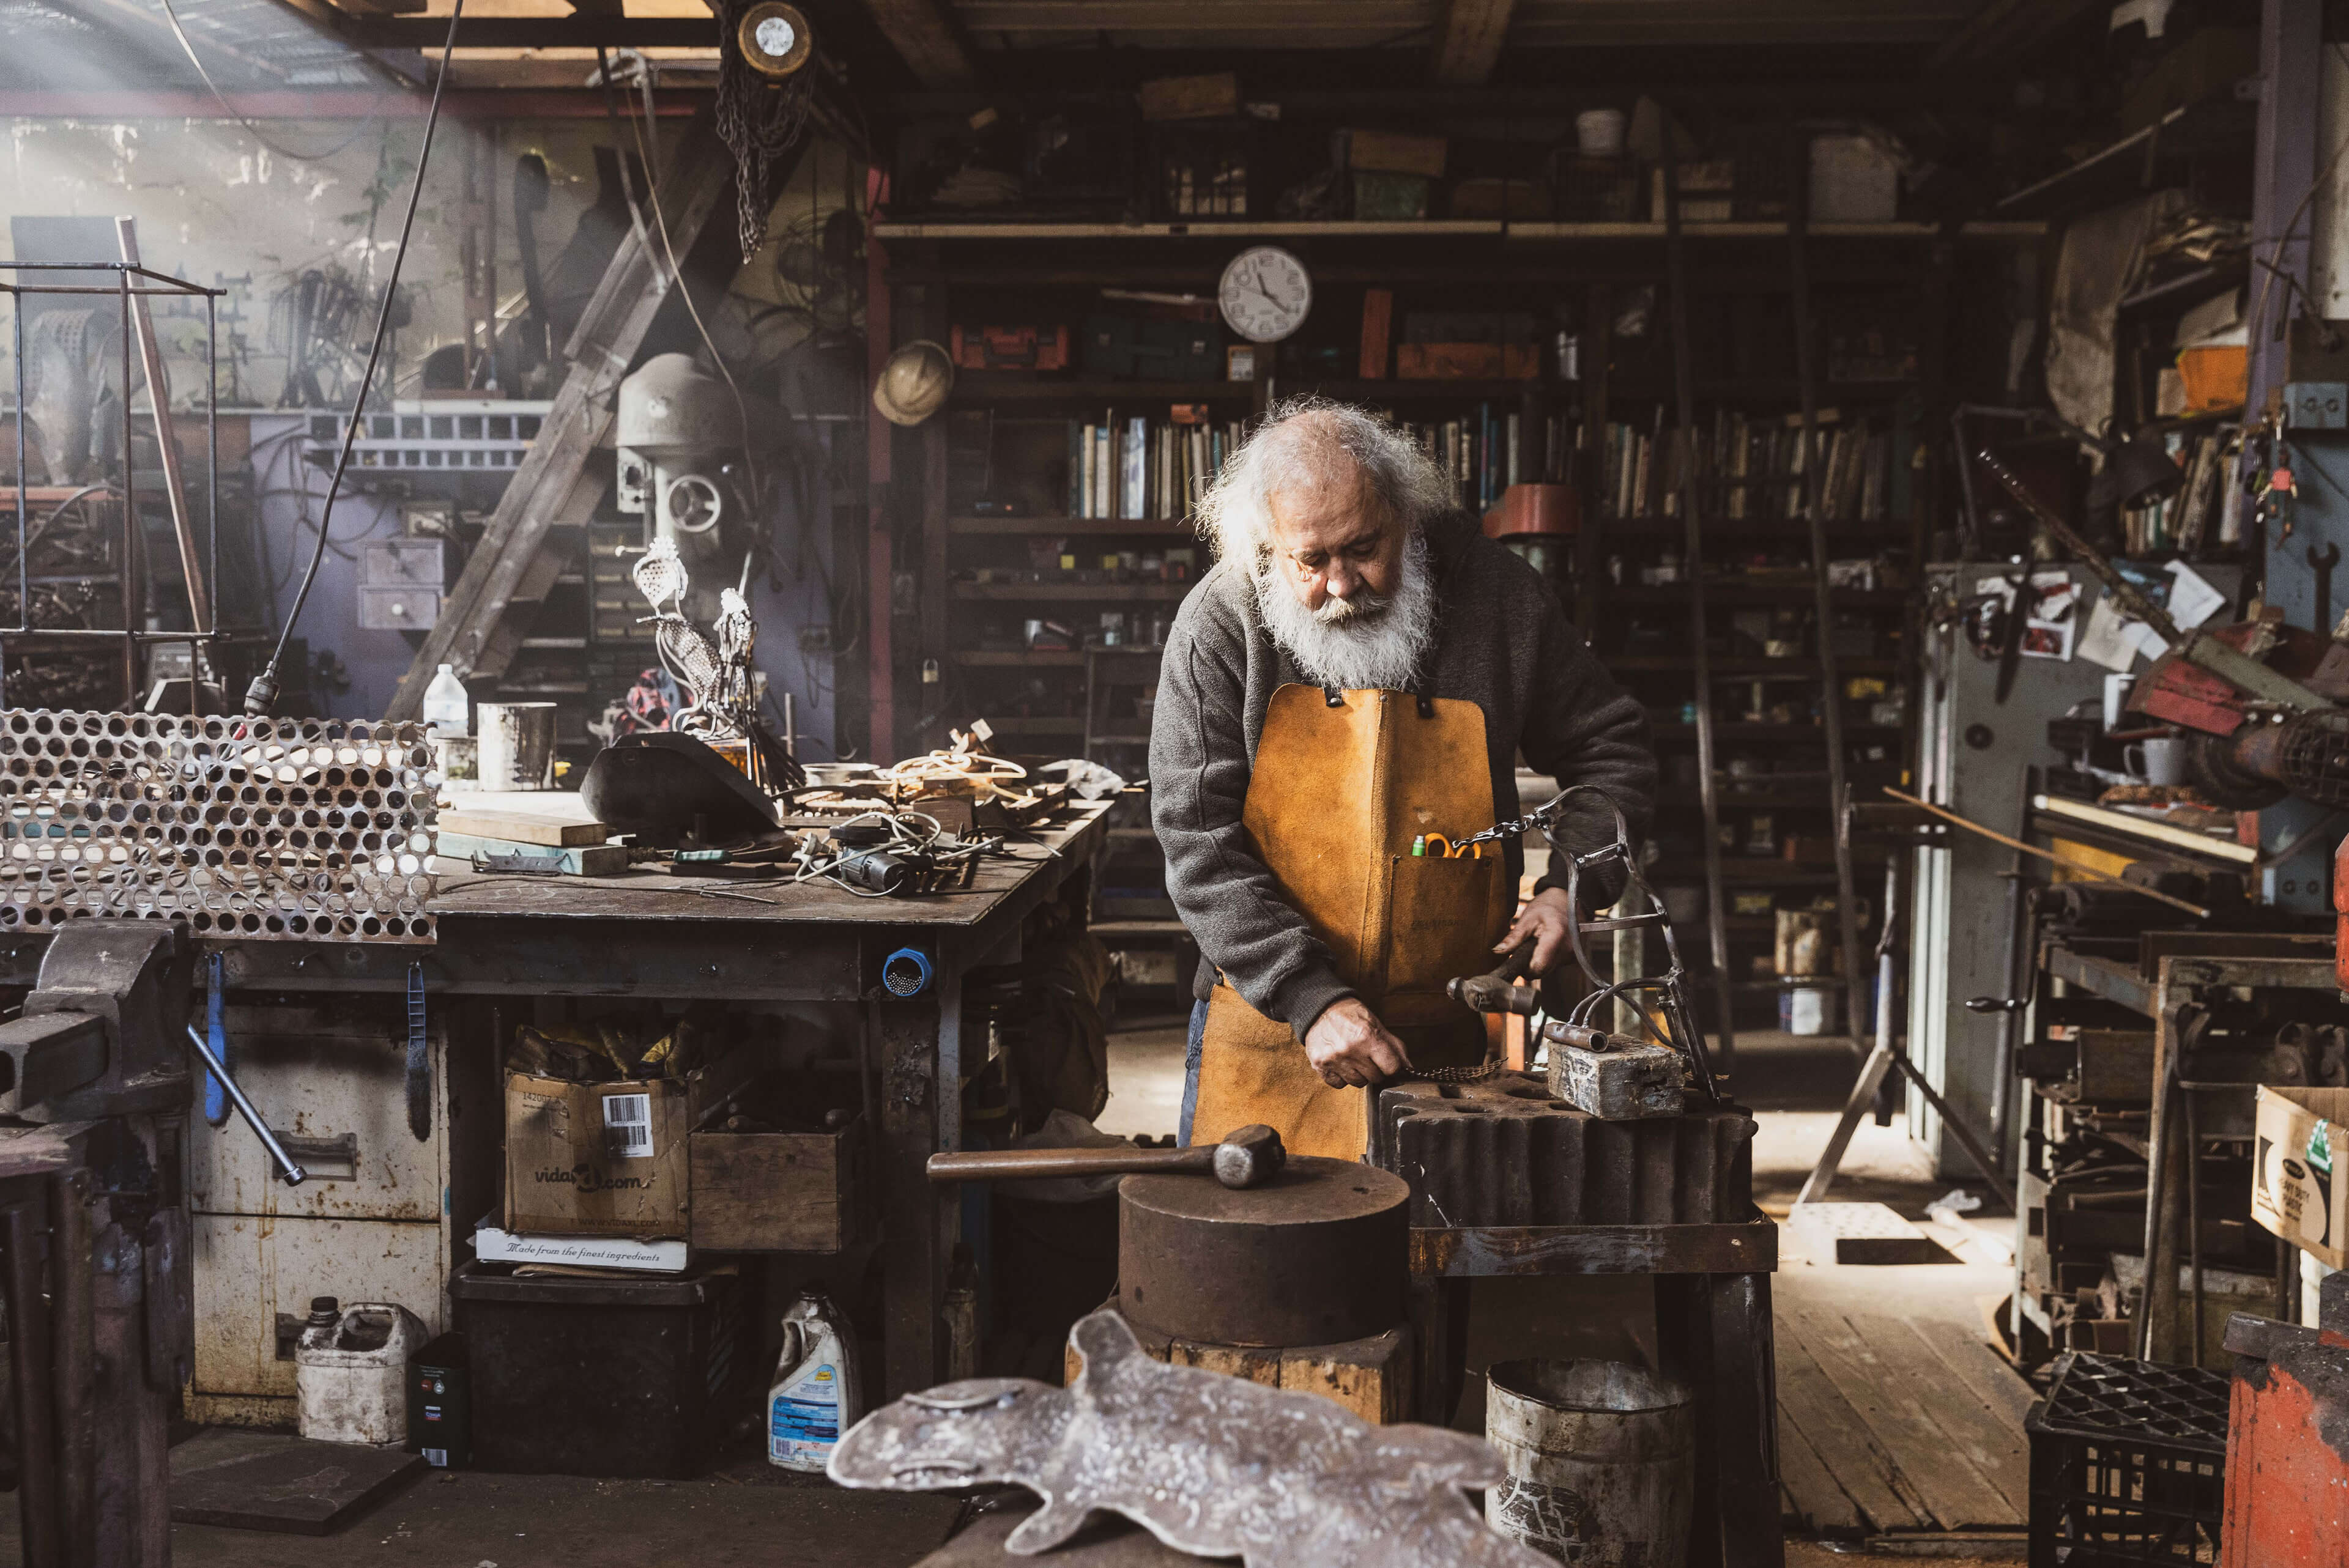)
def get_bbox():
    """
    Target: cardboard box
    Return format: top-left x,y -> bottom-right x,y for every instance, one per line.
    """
472,1221 -> 689,1273
1342,128 -> 1447,179
2251,1085 -> 2349,1270
502,1056 -> 753,1240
